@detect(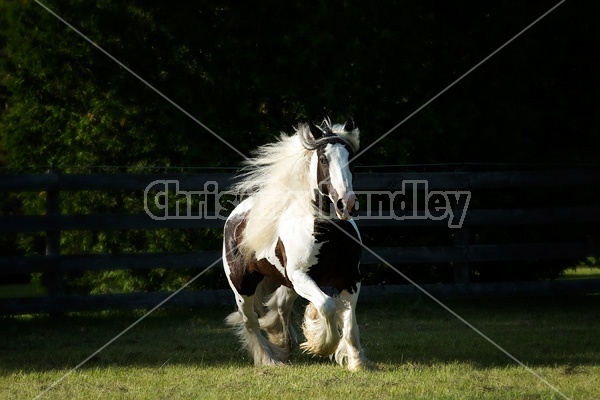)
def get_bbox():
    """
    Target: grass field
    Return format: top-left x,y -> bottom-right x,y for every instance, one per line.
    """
562,266 -> 600,280
1,294 -> 599,399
